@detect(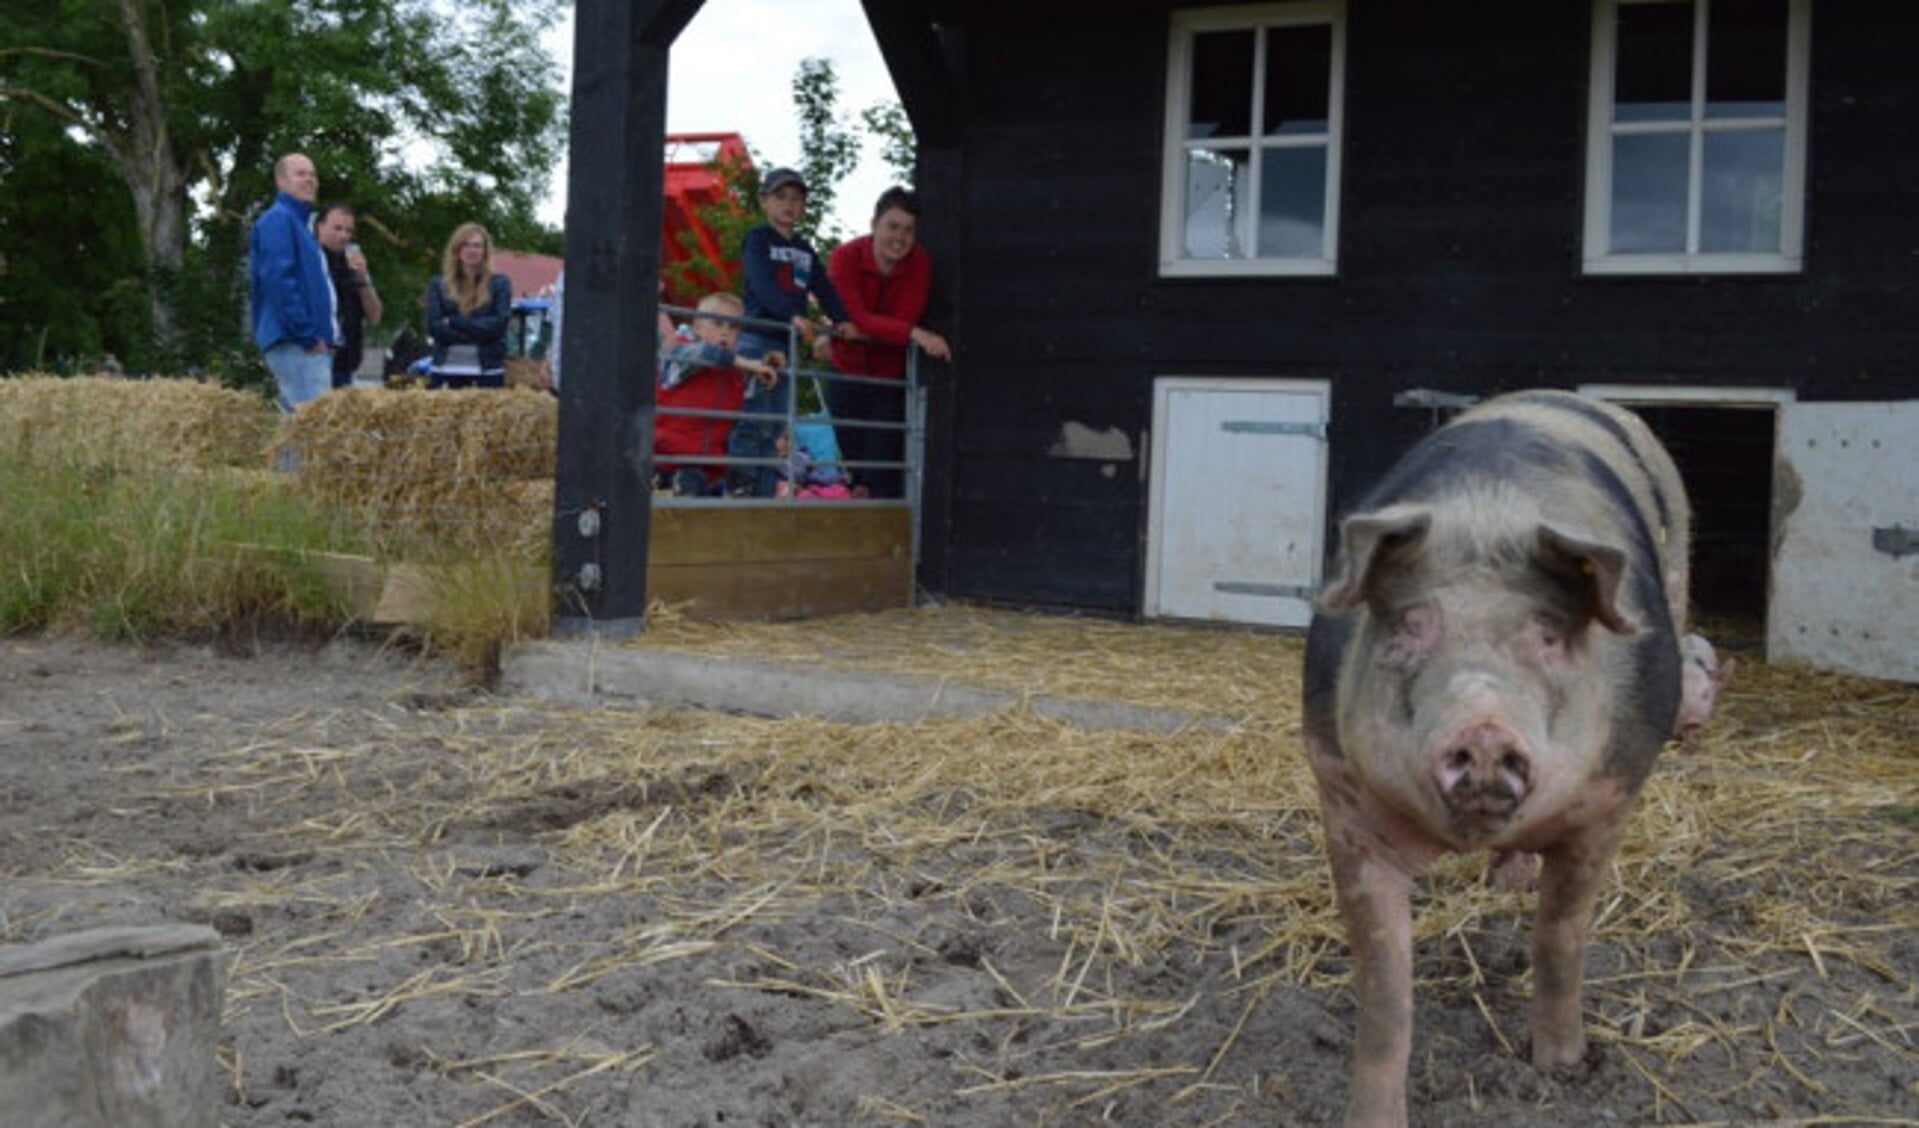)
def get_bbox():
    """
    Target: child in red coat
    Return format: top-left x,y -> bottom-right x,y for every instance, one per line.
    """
656,292 -> 782,495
